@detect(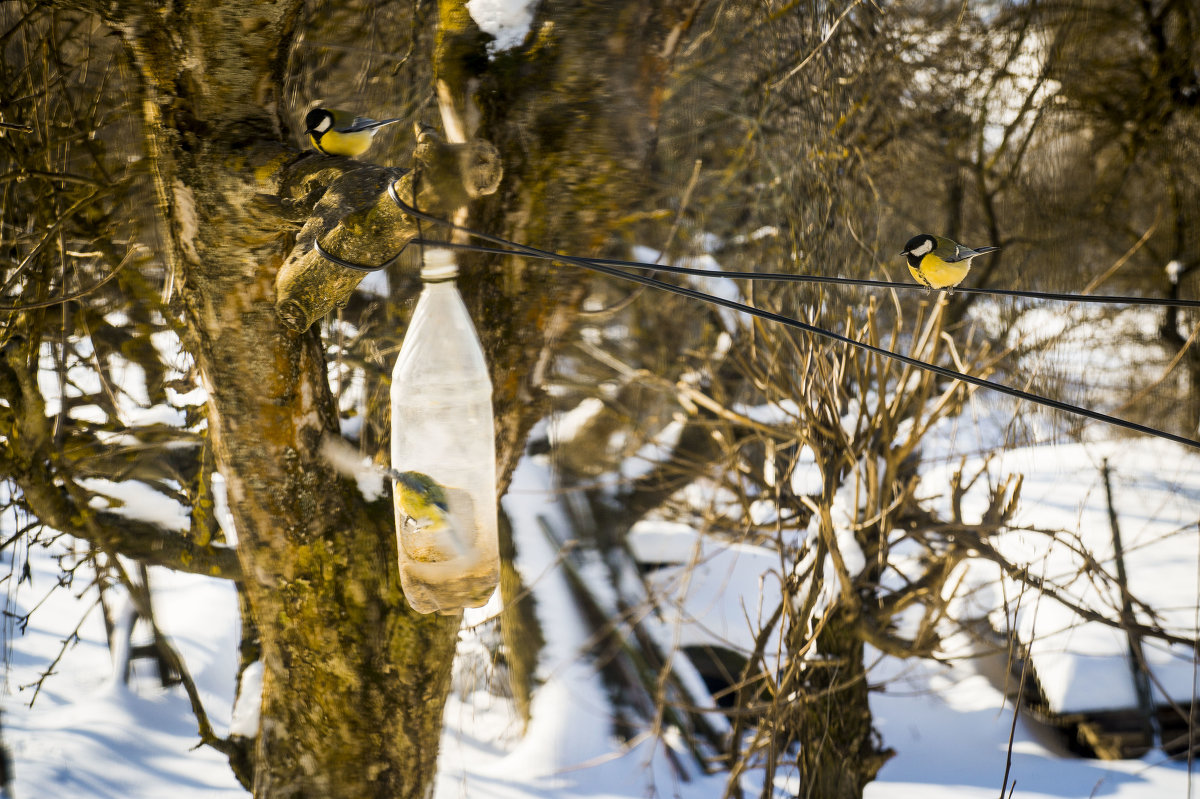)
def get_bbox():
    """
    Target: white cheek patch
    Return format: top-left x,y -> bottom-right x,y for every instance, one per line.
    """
314,117 -> 332,133
910,240 -> 933,257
